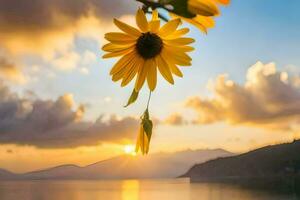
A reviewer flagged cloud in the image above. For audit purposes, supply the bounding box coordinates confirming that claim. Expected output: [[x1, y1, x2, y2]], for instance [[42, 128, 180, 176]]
[[0, 0, 137, 55], [0, 57, 26, 83], [82, 50, 97, 65], [52, 51, 81, 71], [0, 81, 139, 148], [185, 62, 300, 131], [164, 113, 186, 126], [0, 0, 136, 30], [77, 50, 96, 74], [79, 67, 89, 75], [0, 0, 139, 80], [6, 149, 13, 154], [50, 49, 97, 72]]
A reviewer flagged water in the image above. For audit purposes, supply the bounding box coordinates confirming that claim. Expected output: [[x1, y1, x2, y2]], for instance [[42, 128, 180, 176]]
[[0, 178, 298, 200]]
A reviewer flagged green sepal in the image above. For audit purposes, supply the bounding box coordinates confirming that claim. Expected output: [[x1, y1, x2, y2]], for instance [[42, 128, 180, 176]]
[[165, 0, 196, 18], [142, 109, 153, 141], [124, 89, 139, 107]]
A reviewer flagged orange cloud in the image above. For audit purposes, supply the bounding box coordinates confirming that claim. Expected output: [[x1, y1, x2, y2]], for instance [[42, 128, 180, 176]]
[[0, 0, 137, 55], [0, 0, 139, 79], [185, 62, 300, 131], [164, 113, 186, 126], [0, 57, 26, 83]]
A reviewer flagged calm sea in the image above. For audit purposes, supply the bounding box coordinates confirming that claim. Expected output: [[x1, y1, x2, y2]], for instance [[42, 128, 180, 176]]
[[0, 178, 298, 200]]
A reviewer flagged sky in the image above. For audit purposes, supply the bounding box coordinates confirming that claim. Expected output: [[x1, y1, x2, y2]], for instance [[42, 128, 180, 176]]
[[0, 0, 300, 173]]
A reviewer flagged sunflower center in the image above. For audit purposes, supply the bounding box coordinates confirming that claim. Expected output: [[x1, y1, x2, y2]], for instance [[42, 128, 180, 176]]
[[136, 32, 163, 59]]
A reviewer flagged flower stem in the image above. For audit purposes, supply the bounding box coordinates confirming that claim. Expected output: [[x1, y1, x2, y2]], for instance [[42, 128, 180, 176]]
[[146, 90, 152, 110], [136, 0, 170, 21], [136, 0, 166, 10]]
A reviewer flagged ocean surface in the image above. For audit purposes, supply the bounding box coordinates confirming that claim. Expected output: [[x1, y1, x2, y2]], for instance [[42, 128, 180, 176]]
[[0, 178, 298, 200]]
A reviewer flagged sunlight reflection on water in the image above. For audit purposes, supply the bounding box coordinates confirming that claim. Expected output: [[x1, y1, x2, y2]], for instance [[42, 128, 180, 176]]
[[0, 178, 298, 200], [122, 180, 139, 200]]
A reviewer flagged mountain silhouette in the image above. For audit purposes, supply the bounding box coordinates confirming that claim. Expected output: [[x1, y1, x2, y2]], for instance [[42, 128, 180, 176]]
[[0, 149, 233, 180], [181, 140, 300, 191]]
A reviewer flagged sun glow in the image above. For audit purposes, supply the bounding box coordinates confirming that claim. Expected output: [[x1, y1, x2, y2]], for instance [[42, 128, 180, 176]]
[[123, 145, 136, 156]]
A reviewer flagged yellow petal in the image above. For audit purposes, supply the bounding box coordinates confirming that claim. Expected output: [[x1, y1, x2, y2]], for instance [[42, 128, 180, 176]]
[[165, 28, 190, 39], [149, 20, 160, 33], [196, 16, 215, 28], [187, 17, 208, 33], [102, 46, 134, 58], [112, 66, 128, 82], [152, 9, 159, 21], [136, 9, 148, 32], [104, 32, 136, 44], [156, 55, 174, 84], [164, 37, 195, 46], [145, 132, 150, 154], [215, 0, 230, 5], [171, 13, 208, 34], [121, 57, 142, 87], [104, 32, 136, 42], [112, 56, 136, 82], [135, 59, 150, 92], [159, 18, 181, 37], [147, 59, 157, 91], [114, 18, 141, 37], [162, 51, 189, 76], [161, 49, 191, 66], [110, 51, 136, 75], [135, 125, 143, 153], [165, 44, 195, 52], [140, 132, 147, 155], [164, 46, 192, 61], [137, 126, 149, 155], [102, 43, 134, 52], [188, 0, 219, 16], [169, 63, 183, 77], [140, 130, 145, 154]]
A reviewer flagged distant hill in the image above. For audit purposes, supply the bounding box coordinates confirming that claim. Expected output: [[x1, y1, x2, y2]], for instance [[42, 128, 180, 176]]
[[0, 149, 233, 180], [0, 169, 18, 180], [182, 140, 300, 191]]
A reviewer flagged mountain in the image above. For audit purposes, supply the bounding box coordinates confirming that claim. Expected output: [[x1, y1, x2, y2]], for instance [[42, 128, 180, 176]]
[[182, 140, 300, 191], [0, 149, 233, 180], [0, 169, 18, 180]]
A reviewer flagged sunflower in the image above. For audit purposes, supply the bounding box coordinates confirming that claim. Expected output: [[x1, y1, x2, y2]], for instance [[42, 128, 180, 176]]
[[102, 9, 195, 92], [177, 0, 230, 33]]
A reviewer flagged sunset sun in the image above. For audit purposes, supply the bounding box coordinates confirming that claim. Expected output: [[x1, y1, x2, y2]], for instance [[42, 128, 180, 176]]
[[123, 145, 136, 156]]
